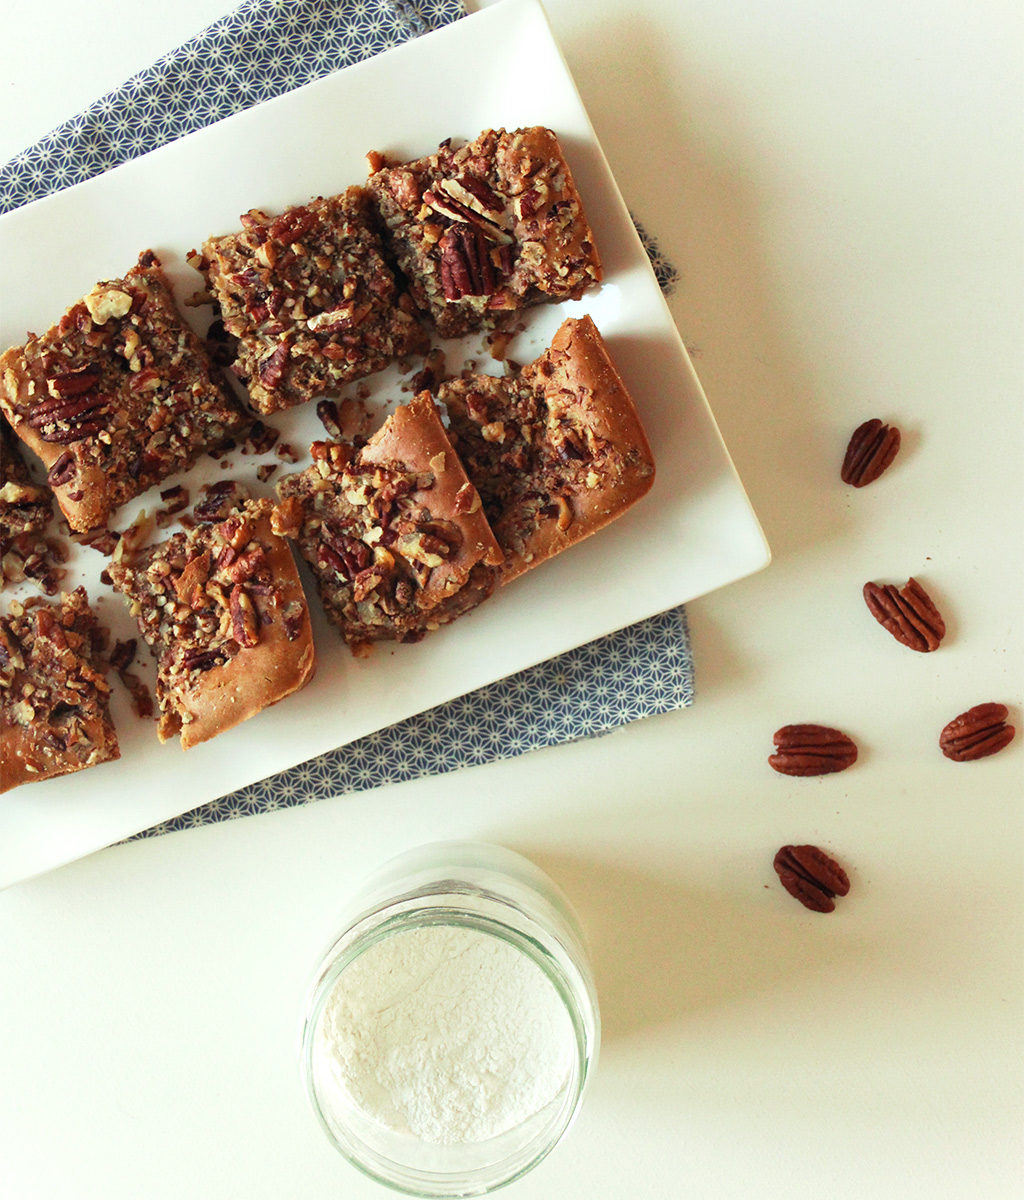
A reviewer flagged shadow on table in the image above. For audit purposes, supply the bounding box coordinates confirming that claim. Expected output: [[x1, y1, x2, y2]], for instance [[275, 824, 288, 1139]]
[[520, 849, 870, 1043], [565, 11, 860, 569]]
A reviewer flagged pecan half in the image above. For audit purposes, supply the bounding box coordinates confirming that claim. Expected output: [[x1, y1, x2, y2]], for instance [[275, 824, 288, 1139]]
[[863, 577, 945, 652], [268, 208, 316, 245], [439, 228, 497, 300], [841, 418, 901, 486], [182, 648, 224, 673], [773, 845, 851, 913], [48, 367, 102, 397], [769, 724, 858, 776], [26, 392, 108, 442], [46, 451, 77, 488], [940, 703, 1016, 762]]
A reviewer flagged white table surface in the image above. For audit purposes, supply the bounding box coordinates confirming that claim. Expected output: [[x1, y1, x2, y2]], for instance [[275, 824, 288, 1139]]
[[1, 2, 1021, 1198]]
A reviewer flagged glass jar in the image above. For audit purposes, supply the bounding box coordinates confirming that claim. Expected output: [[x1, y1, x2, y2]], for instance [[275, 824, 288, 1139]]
[[300, 841, 600, 1197]]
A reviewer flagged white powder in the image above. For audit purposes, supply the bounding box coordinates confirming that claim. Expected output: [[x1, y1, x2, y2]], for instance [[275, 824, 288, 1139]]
[[314, 924, 575, 1145]]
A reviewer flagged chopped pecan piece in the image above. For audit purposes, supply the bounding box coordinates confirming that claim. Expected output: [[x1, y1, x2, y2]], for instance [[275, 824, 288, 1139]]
[[229, 584, 260, 648]]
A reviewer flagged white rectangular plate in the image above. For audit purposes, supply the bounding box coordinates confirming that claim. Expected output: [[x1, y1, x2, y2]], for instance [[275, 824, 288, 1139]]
[[0, 0, 769, 888]]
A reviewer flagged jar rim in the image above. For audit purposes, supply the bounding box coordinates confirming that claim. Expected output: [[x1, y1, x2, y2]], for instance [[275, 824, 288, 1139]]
[[301, 897, 598, 1196]]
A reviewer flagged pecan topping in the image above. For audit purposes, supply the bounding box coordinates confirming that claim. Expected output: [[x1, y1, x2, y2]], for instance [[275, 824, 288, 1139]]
[[26, 392, 108, 443], [159, 484, 189, 515], [229, 585, 260, 648], [319, 522, 372, 579], [109, 639, 138, 673], [258, 340, 290, 389], [268, 208, 317, 245], [46, 451, 77, 488], [316, 399, 343, 439], [769, 724, 858, 776], [453, 481, 481, 514], [223, 545, 268, 584], [439, 228, 498, 300], [841, 418, 901, 486], [427, 178, 514, 241], [182, 648, 224, 674], [863, 577, 945, 652], [193, 480, 248, 523], [48, 367, 102, 397], [939, 703, 1016, 762], [174, 550, 212, 604], [773, 845, 851, 913]]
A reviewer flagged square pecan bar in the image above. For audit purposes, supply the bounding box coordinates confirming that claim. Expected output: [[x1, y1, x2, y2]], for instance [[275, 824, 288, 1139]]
[[274, 392, 502, 652], [439, 315, 654, 583], [195, 188, 429, 414], [368, 127, 603, 339], [1, 588, 119, 793], [107, 497, 315, 749], [0, 251, 247, 533]]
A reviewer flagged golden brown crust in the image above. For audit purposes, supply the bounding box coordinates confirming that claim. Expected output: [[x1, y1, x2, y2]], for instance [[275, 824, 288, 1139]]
[[361, 392, 504, 601], [168, 511, 316, 749], [441, 315, 654, 586], [501, 315, 653, 582]]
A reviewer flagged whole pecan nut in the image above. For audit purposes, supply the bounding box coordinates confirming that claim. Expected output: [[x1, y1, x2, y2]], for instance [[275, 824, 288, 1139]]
[[774, 845, 851, 913], [841, 418, 901, 487], [863, 577, 945, 652], [940, 703, 1016, 762], [439, 228, 500, 300], [769, 724, 858, 776], [26, 392, 108, 443]]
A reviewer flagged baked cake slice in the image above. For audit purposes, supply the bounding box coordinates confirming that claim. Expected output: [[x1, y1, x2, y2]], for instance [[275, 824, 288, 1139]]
[[439, 315, 654, 583], [368, 126, 602, 338], [1, 588, 119, 792], [108, 496, 315, 749], [194, 188, 428, 414], [0, 251, 247, 533], [275, 392, 502, 651]]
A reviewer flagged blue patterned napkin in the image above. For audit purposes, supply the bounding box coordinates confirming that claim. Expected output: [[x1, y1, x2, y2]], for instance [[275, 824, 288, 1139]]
[[1, 0, 693, 835]]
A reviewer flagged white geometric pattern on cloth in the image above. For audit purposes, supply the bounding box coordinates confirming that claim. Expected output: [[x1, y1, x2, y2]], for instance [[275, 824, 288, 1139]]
[[0, 0, 693, 835]]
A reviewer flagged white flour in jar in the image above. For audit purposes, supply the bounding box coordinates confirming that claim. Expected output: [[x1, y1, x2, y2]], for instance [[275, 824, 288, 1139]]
[[313, 923, 575, 1145]]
